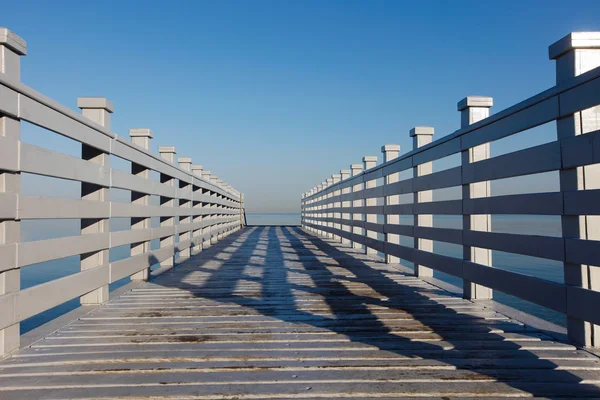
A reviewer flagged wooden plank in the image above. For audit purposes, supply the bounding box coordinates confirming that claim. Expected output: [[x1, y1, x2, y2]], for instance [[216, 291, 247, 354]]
[[413, 166, 462, 191], [18, 233, 109, 267], [462, 261, 567, 313], [413, 137, 461, 166], [0, 243, 17, 273], [110, 253, 152, 283], [1, 225, 599, 399], [463, 192, 563, 215], [414, 199, 462, 215], [0, 193, 17, 219], [463, 230, 565, 261], [462, 141, 561, 184], [18, 196, 109, 220], [559, 72, 600, 117], [0, 135, 19, 172], [565, 238, 600, 266], [110, 229, 152, 247], [110, 168, 153, 194], [20, 142, 109, 186], [19, 95, 112, 151], [460, 97, 559, 150], [564, 189, 600, 215]]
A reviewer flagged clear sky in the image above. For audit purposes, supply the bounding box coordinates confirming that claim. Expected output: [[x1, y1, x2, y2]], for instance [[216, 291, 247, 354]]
[[3, 0, 600, 212]]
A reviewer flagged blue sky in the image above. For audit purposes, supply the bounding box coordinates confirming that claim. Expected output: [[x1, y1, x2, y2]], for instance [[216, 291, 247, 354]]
[[3, 0, 600, 212]]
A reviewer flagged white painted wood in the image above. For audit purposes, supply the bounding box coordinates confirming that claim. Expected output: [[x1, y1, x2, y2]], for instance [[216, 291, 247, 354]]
[[20, 95, 112, 152], [301, 34, 600, 348], [0, 135, 18, 172], [110, 229, 152, 248], [0, 29, 243, 356], [462, 141, 561, 184], [460, 96, 494, 301], [553, 33, 600, 347], [0, 193, 16, 219], [109, 254, 152, 283], [19, 196, 109, 220], [0, 36, 23, 356], [18, 233, 109, 267], [110, 168, 153, 194], [20, 142, 109, 186], [78, 98, 111, 306], [411, 127, 434, 278]]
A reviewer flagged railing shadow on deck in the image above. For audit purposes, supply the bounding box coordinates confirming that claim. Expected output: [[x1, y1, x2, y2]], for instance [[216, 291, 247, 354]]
[[150, 225, 600, 397]]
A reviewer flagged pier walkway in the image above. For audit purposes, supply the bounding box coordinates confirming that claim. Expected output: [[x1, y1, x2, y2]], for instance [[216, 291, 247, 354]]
[[2, 226, 600, 399]]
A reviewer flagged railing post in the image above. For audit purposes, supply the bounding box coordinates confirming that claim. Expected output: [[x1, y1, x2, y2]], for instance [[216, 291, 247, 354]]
[[411, 127, 434, 277], [304, 189, 311, 232], [331, 174, 342, 241], [316, 183, 324, 236], [158, 146, 177, 270], [460, 97, 494, 300], [129, 128, 153, 281], [78, 97, 112, 304], [216, 179, 225, 240], [190, 164, 203, 254], [363, 156, 377, 255], [200, 170, 212, 248], [209, 174, 219, 244], [240, 193, 245, 229], [382, 144, 401, 264], [550, 32, 600, 347], [0, 27, 26, 355], [340, 169, 351, 245], [350, 164, 363, 249], [178, 157, 192, 260], [325, 177, 334, 239]]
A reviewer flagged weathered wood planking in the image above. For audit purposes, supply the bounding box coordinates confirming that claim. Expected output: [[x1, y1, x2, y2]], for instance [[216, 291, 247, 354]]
[[0, 226, 599, 399]]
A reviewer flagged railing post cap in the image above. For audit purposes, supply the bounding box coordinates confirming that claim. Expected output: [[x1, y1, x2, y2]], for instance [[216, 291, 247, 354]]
[[362, 156, 377, 162], [457, 96, 493, 111], [178, 157, 192, 163], [340, 169, 351, 174], [191, 164, 203, 171], [351, 163, 363, 169], [409, 126, 434, 137], [381, 144, 401, 153], [129, 128, 153, 138], [158, 146, 176, 154], [549, 32, 600, 60], [0, 28, 27, 55], [77, 97, 114, 113]]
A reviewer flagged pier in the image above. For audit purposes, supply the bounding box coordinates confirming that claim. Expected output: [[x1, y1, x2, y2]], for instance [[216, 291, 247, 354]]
[[1, 28, 600, 398]]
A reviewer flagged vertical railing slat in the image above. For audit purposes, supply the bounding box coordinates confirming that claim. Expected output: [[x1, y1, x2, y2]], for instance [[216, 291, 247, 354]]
[[0, 28, 25, 355], [460, 96, 494, 300], [129, 128, 153, 281], [381, 144, 401, 264], [551, 33, 600, 347], [411, 126, 434, 278], [158, 146, 177, 270], [78, 97, 112, 304]]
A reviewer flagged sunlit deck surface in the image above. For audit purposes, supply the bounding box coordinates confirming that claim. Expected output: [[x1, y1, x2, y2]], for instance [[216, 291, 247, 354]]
[[1, 226, 600, 399]]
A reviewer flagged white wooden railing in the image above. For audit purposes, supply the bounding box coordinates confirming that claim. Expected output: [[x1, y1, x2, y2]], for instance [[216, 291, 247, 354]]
[[301, 32, 600, 347], [0, 28, 245, 355]]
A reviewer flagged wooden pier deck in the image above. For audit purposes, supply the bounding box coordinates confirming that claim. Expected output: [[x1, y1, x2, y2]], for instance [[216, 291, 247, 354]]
[[1, 226, 600, 399]]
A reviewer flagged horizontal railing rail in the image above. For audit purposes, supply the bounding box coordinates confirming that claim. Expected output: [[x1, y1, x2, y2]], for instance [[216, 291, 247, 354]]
[[0, 28, 245, 356], [301, 32, 600, 348]]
